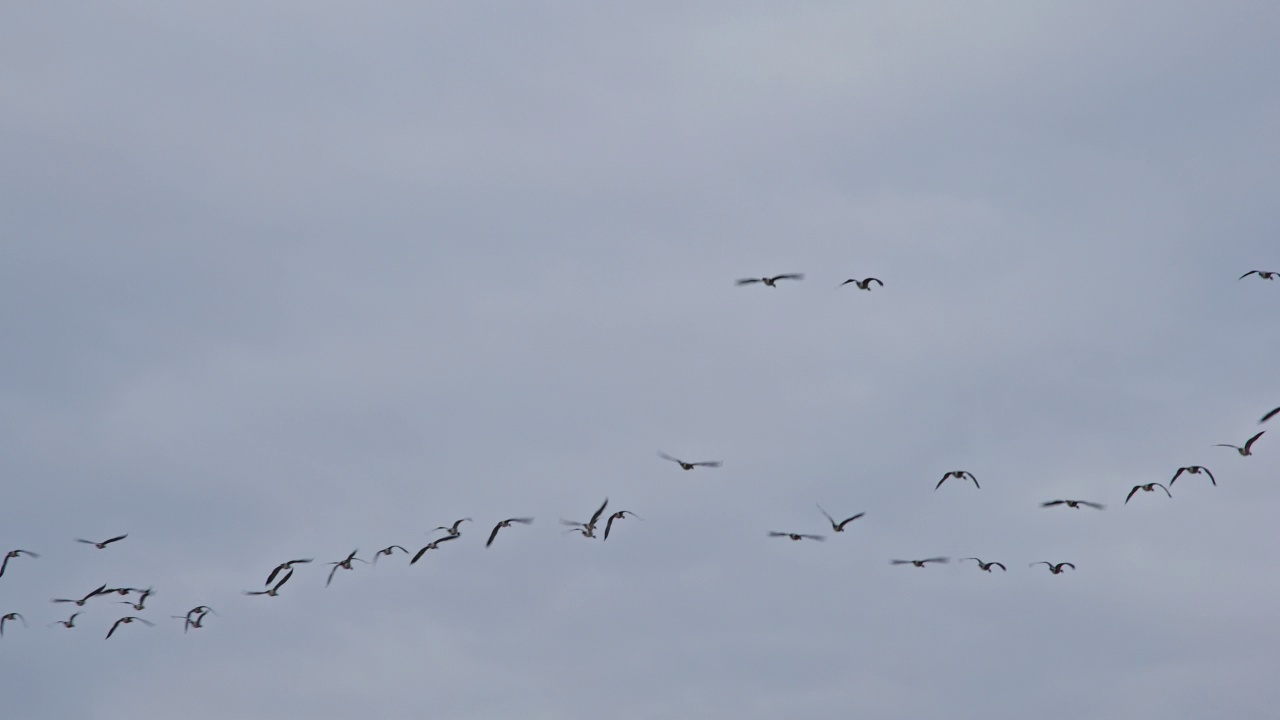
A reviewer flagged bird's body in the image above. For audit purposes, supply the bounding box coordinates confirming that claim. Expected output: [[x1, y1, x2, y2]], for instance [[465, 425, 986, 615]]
[[961, 558, 1006, 572], [1125, 483, 1171, 504], [1032, 562, 1075, 575], [769, 532, 825, 542], [1170, 466, 1216, 486], [736, 274, 804, 287], [265, 559, 313, 587], [105, 616, 153, 639], [0, 549, 39, 578], [892, 558, 949, 567], [817, 506, 865, 532], [1041, 499, 1105, 510], [486, 518, 534, 548], [1239, 270, 1278, 280], [1217, 431, 1265, 456], [372, 546, 408, 564], [936, 471, 980, 491], [658, 453, 721, 470], [839, 277, 883, 290], [75, 534, 127, 550], [1, 612, 26, 636], [410, 535, 458, 564]]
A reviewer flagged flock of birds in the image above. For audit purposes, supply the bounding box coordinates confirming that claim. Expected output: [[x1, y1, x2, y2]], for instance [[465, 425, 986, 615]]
[[1, 269, 1275, 640]]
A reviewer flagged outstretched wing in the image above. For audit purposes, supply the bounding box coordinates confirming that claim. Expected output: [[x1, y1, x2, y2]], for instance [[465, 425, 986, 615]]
[[935, 475, 949, 491], [658, 452, 683, 465], [102, 534, 128, 545], [1155, 483, 1171, 497], [325, 563, 341, 587], [735, 278, 762, 285], [1261, 407, 1280, 424], [692, 461, 722, 468], [105, 618, 124, 639], [1244, 431, 1265, 452], [1201, 467, 1216, 486], [604, 515, 616, 541], [836, 513, 865, 530], [866, 278, 883, 287], [1169, 467, 1186, 485], [1240, 270, 1259, 279], [770, 274, 804, 282], [991, 562, 1007, 571], [1081, 501, 1106, 510], [486, 523, 503, 548], [1041, 500, 1065, 507], [589, 498, 609, 527], [1125, 486, 1140, 504]]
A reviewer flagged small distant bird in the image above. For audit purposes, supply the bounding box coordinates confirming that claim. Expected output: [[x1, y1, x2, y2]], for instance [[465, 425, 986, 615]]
[[936, 471, 980, 491], [736, 274, 804, 287], [49, 612, 80, 629], [961, 558, 1006, 572], [75, 534, 127, 549], [435, 518, 471, 538], [658, 453, 721, 470], [245, 571, 293, 597], [486, 518, 534, 548], [52, 584, 110, 606], [410, 535, 458, 564], [1239, 270, 1278, 280], [105, 616, 153, 639], [561, 498, 610, 539], [325, 550, 368, 587], [0, 549, 39, 578], [603, 511, 640, 541], [817, 506, 865, 532], [839, 278, 883, 290], [265, 559, 313, 587], [892, 558, 949, 567], [1260, 407, 1279, 424], [173, 606, 216, 632], [769, 532, 825, 542], [1125, 483, 1171, 504], [1217, 431, 1265, 456], [1041, 499, 1105, 510], [119, 587, 155, 612], [372, 546, 408, 564], [1169, 466, 1216, 487], [1, 612, 26, 636], [1031, 562, 1075, 575]]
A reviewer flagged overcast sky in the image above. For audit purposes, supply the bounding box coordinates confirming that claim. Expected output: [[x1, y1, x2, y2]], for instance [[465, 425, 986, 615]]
[[2, 2, 1278, 718]]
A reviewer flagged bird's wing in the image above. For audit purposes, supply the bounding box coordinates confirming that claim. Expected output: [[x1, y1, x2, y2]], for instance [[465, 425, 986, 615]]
[[486, 524, 503, 548], [410, 546, 430, 564], [966, 473, 979, 488], [816, 505, 836, 527], [74, 539, 95, 545], [1041, 500, 1065, 507], [1156, 483, 1171, 497], [935, 475, 948, 491], [273, 570, 293, 591], [1261, 407, 1280, 424], [839, 279, 856, 286], [774, 274, 804, 281], [924, 557, 949, 564], [867, 278, 883, 286], [961, 557, 980, 564], [1083, 501, 1105, 510], [836, 513, 865, 529], [735, 278, 761, 285], [103, 535, 127, 545], [326, 564, 340, 587], [105, 618, 124, 639], [658, 452, 682, 464], [693, 461, 722, 468], [1202, 467, 1216, 485], [1125, 486, 1139, 504], [0, 556, 8, 578], [1244, 431, 1265, 451], [992, 563, 1007, 571], [589, 498, 609, 526], [890, 560, 911, 565], [265, 564, 284, 587], [803, 535, 826, 542], [1240, 270, 1259, 279], [768, 532, 788, 538], [1030, 562, 1049, 567], [1169, 468, 1186, 485], [1062, 563, 1076, 570], [604, 515, 616, 541]]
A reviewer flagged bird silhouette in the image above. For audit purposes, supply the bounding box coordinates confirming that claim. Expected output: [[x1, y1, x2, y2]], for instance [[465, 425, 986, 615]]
[[245, 570, 293, 597], [486, 518, 534, 548], [770, 532, 825, 542], [658, 453, 721, 470], [1125, 483, 1171, 504], [1, 612, 26, 637], [1239, 270, 1278, 280], [1031, 562, 1075, 575], [105, 616, 153, 639], [961, 558, 1006, 572], [74, 534, 127, 549], [325, 550, 368, 587], [1041, 499, 1105, 510], [936, 471, 979, 491], [410, 535, 458, 564], [0, 549, 39, 578], [1216, 431, 1265, 456], [817, 506, 865, 532], [736, 274, 804, 287], [603, 511, 640, 541], [892, 558, 948, 567], [265, 559, 313, 587], [1169, 466, 1215, 487], [839, 277, 883, 290]]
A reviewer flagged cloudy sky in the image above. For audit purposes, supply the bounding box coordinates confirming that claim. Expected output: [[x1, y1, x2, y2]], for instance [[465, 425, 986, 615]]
[[2, 2, 1278, 718]]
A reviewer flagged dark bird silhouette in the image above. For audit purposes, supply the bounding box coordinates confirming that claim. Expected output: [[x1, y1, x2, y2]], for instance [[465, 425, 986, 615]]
[[75, 534, 127, 549], [245, 570, 293, 597], [486, 518, 534, 548], [561, 498, 610, 539], [1125, 483, 1172, 504], [105, 616, 153, 639], [119, 587, 155, 612], [892, 558, 949, 567], [603, 511, 640, 541], [1170, 466, 1216, 487], [1239, 270, 1278, 280], [1, 612, 26, 636], [173, 606, 214, 632], [839, 277, 883, 290], [737, 273, 804, 287], [435, 518, 471, 537], [769, 532, 825, 542], [410, 535, 458, 564], [325, 550, 368, 587], [1260, 407, 1280, 424], [658, 453, 721, 470], [372, 546, 408, 564], [49, 612, 80, 629], [0, 549, 39, 578], [936, 471, 979, 491], [1032, 562, 1075, 575], [52, 583, 110, 607], [265, 559, 313, 587], [1217, 431, 1265, 456], [1041, 499, 1105, 510], [961, 558, 1006, 572], [817, 506, 865, 532]]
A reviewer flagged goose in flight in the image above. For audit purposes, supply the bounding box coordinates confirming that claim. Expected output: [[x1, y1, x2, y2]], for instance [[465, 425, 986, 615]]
[[769, 532, 825, 542], [486, 518, 534, 548], [75, 534, 127, 549], [372, 546, 408, 564], [603, 511, 640, 541], [961, 558, 1006, 572], [245, 570, 293, 597], [1, 612, 26, 637], [105, 616, 154, 639], [49, 612, 80, 629], [325, 550, 368, 587], [658, 453, 721, 470], [561, 498, 609, 539], [891, 557, 949, 567], [1239, 270, 1278, 280], [52, 583, 110, 606], [1125, 483, 1172, 504], [839, 277, 883, 290], [1216, 431, 1265, 456], [936, 470, 979, 491], [736, 274, 804, 287], [1031, 562, 1075, 575], [0, 549, 39, 578], [1169, 466, 1215, 486], [1041, 499, 1105, 510], [174, 606, 216, 632], [817, 506, 865, 532], [119, 587, 155, 612], [410, 535, 458, 564], [265, 558, 313, 587], [435, 519, 471, 538]]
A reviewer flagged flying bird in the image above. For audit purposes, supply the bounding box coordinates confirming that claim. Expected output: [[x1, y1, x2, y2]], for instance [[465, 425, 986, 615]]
[[173, 606, 214, 632], [105, 616, 154, 639], [961, 558, 1006, 572], [49, 613, 80, 629], [486, 518, 534, 548], [52, 583, 110, 606], [1, 612, 26, 637], [325, 550, 368, 587], [1169, 466, 1216, 487], [410, 535, 458, 564], [265, 558, 313, 587], [1239, 270, 1278, 280], [839, 277, 883, 290], [372, 546, 408, 564], [658, 453, 721, 470], [1261, 407, 1280, 424], [736, 274, 804, 287], [561, 498, 610, 539], [119, 587, 155, 612], [1125, 483, 1172, 504], [891, 558, 949, 567], [817, 506, 865, 532], [1216, 431, 1265, 456], [245, 570, 293, 597], [936, 471, 980, 491], [603, 511, 640, 541], [769, 532, 825, 542], [1041, 499, 1105, 510], [434, 518, 471, 537], [0, 549, 39, 578], [1031, 562, 1075, 575], [75, 534, 127, 549]]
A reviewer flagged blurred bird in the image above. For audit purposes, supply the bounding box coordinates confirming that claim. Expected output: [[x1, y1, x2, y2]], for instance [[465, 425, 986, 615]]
[[1238, 270, 1278, 280], [561, 498, 609, 539], [75, 534, 127, 549], [245, 570, 293, 598], [325, 550, 367, 587], [1, 612, 26, 636], [892, 558, 949, 567], [1125, 483, 1171, 504], [434, 519, 471, 538], [839, 277, 883, 290], [817, 506, 865, 532], [372, 546, 408, 564], [961, 558, 1006, 572], [769, 532, 825, 542], [486, 518, 534, 548], [105, 616, 153, 639], [1041, 499, 1105, 510], [1032, 562, 1075, 575], [265, 559, 313, 587], [603, 511, 640, 541], [736, 274, 804, 287], [410, 535, 458, 564], [52, 584, 110, 606], [936, 470, 979, 491], [49, 613, 80, 629], [1217, 431, 1265, 456], [1169, 466, 1215, 486], [658, 453, 721, 471], [0, 549, 39, 578]]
